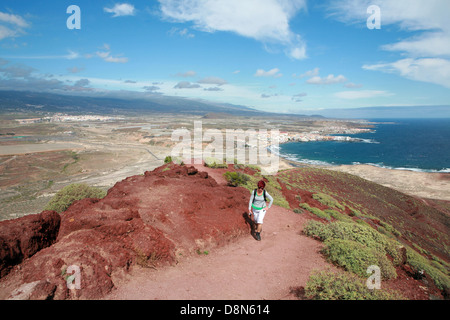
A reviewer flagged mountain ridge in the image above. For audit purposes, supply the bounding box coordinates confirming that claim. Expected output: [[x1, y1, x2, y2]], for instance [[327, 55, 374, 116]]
[[0, 90, 322, 119]]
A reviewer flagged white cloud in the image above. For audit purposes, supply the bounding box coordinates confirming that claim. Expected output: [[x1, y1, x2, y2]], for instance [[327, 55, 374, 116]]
[[65, 50, 80, 60], [344, 82, 363, 88], [0, 25, 16, 40], [293, 67, 319, 78], [197, 76, 228, 86], [204, 87, 223, 91], [255, 68, 282, 78], [158, 0, 307, 59], [307, 74, 347, 85], [176, 70, 196, 77], [292, 92, 307, 102], [0, 12, 28, 28], [68, 66, 85, 74], [104, 3, 136, 17], [3, 50, 79, 60], [327, 0, 449, 33], [334, 90, 393, 100], [174, 81, 201, 89], [168, 27, 195, 38], [328, 0, 450, 88], [289, 45, 306, 60], [103, 55, 128, 63], [96, 44, 128, 63], [363, 58, 450, 89], [382, 31, 450, 58], [0, 11, 29, 40]]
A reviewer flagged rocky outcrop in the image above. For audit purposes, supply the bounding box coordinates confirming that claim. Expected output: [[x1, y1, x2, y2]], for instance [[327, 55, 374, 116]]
[[0, 210, 60, 278], [0, 163, 249, 299]]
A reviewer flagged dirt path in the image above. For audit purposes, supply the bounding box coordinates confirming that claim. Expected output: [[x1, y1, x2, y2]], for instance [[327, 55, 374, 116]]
[[106, 204, 329, 300], [105, 164, 332, 300]]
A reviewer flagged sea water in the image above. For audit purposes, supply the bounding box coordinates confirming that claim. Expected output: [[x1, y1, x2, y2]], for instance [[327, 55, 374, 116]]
[[277, 118, 450, 172]]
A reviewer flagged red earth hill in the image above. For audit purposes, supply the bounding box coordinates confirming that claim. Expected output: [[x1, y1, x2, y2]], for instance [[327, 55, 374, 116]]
[[0, 163, 250, 299]]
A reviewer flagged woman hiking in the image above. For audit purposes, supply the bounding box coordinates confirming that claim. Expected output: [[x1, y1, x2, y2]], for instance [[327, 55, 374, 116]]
[[248, 180, 273, 241]]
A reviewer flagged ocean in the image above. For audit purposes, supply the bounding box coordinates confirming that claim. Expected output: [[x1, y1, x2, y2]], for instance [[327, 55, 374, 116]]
[[276, 118, 450, 173]]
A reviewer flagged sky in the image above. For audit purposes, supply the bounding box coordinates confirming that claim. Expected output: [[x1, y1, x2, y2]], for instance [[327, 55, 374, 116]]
[[0, 0, 450, 114]]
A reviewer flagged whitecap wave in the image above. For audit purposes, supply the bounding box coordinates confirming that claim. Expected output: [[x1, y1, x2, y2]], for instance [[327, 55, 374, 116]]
[[273, 143, 449, 173], [276, 150, 334, 167], [365, 163, 450, 173], [275, 148, 449, 173], [359, 139, 380, 144]]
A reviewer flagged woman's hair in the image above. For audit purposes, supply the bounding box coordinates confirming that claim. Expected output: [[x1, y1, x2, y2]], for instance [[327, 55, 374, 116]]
[[257, 180, 266, 189]]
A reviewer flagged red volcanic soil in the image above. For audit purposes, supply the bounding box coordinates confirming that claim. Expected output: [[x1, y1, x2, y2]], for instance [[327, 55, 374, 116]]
[[105, 201, 328, 300], [0, 163, 252, 299], [0, 162, 448, 300]]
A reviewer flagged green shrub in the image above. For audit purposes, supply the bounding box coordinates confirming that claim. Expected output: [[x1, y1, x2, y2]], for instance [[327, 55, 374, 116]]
[[312, 193, 345, 211], [379, 221, 402, 237], [204, 157, 228, 168], [164, 155, 184, 165], [355, 219, 372, 228], [349, 207, 362, 217], [325, 209, 353, 223], [299, 203, 331, 221], [164, 155, 172, 164], [223, 171, 250, 187], [304, 269, 405, 300], [244, 164, 261, 172], [304, 220, 403, 267], [406, 247, 450, 291], [303, 220, 332, 241], [322, 239, 397, 280], [44, 183, 107, 213]]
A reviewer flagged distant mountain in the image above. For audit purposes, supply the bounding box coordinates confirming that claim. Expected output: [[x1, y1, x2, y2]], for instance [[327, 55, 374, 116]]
[[311, 105, 450, 119], [0, 90, 321, 119]]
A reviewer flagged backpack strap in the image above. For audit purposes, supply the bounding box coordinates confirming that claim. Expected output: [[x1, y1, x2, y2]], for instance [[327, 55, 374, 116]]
[[253, 189, 267, 202]]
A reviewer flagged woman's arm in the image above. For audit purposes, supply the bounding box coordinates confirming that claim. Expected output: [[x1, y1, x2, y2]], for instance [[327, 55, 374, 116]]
[[265, 191, 274, 209], [248, 190, 255, 212]]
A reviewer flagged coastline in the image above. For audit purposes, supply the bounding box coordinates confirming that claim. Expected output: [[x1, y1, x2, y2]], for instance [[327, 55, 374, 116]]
[[276, 155, 450, 202], [265, 119, 450, 202]]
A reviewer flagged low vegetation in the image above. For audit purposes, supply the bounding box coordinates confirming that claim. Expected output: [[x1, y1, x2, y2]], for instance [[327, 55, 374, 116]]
[[276, 167, 450, 298], [223, 171, 250, 187], [322, 239, 397, 280], [204, 157, 228, 169], [312, 193, 345, 211], [304, 269, 405, 300], [299, 203, 331, 221], [304, 218, 450, 295], [405, 246, 450, 291], [164, 155, 184, 165], [44, 183, 107, 213]]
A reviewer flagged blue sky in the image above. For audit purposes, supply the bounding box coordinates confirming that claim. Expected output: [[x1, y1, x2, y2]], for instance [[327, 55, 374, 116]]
[[1, 0, 449, 114]]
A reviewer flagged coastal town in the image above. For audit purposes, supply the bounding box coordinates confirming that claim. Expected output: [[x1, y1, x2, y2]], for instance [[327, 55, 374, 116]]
[[15, 114, 124, 124], [255, 126, 374, 148]]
